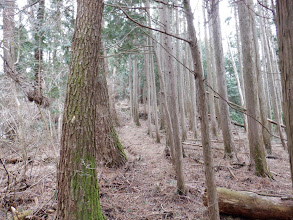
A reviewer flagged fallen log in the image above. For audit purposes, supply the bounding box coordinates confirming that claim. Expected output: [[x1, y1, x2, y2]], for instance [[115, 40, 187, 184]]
[[203, 187, 293, 220]]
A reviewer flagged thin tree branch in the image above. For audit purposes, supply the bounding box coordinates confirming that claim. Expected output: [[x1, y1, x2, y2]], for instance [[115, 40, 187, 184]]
[[118, 5, 190, 43]]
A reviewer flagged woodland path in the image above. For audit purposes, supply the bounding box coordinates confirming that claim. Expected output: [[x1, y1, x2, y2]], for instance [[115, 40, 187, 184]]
[[99, 108, 292, 220], [99, 119, 204, 219]]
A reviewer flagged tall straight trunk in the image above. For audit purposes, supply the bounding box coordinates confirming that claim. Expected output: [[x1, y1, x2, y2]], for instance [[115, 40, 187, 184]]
[[159, 6, 172, 152], [208, 13, 221, 130], [189, 62, 198, 139], [184, 0, 220, 219], [109, 66, 120, 126], [226, 38, 248, 131], [162, 0, 185, 194], [144, 50, 152, 135], [237, 0, 270, 177], [146, 0, 160, 142], [57, 0, 106, 218], [30, 0, 48, 107], [150, 54, 160, 143], [211, 0, 236, 159], [234, 6, 246, 104], [227, 39, 244, 106], [154, 48, 175, 162], [133, 58, 140, 126], [102, 46, 119, 126], [3, 0, 15, 73], [203, 7, 218, 138], [251, 6, 273, 154], [262, 12, 287, 149], [234, 6, 248, 131], [276, 0, 293, 189], [183, 24, 193, 132], [175, 0, 187, 142], [128, 55, 133, 119]]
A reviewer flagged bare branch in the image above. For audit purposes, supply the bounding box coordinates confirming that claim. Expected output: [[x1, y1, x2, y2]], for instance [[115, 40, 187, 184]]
[[117, 5, 190, 43]]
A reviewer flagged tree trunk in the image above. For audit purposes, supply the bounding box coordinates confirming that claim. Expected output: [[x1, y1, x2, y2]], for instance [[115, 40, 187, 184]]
[[211, 0, 236, 159], [203, 7, 218, 138], [208, 19, 221, 129], [251, 5, 273, 155], [175, 0, 187, 142], [276, 0, 293, 189], [162, 0, 185, 194], [234, 6, 247, 130], [264, 22, 287, 150], [237, 0, 270, 177], [133, 58, 140, 126], [57, 0, 125, 218], [150, 55, 160, 143], [128, 55, 133, 119], [28, 0, 49, 107], [184, 0, 220, 219], [146, 0, 160, 142], [203, 187, 293, 220], [104, 49, 120, 127], [57, 0, 105, 218], [3, 0, 15, 74]]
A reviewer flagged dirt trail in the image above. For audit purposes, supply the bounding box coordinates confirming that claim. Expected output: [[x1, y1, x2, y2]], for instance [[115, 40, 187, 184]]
[[100, 109, 292, 220], [100, 120, 204, 219]]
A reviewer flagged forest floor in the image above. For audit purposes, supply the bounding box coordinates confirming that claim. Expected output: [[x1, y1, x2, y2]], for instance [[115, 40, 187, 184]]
[[0, 101, 292, 219]]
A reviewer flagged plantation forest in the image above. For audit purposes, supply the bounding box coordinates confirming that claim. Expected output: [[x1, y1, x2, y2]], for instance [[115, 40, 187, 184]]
[[0, 0, 293, 219]]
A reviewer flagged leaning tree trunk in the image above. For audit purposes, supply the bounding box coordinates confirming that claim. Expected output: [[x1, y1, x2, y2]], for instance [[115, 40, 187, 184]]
[[184, 0, 220, 219], [57, 0, 124, 218], [211, 0, 236, 159], [276, 0, 293, 189], [237, 0, 270, 177]]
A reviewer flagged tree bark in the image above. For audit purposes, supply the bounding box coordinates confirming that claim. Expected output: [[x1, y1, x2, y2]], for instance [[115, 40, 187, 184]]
[[276, 0, 293, 189], [133, 58, 140, 126], [237, 0, 270, 177], [162, 0, 185, 194], [211, 0, 236, 159], [203, 187, 293, 220], [3, 0, 15, 74], [57, 0, 124, 218], [175, 0, 187, 142], [128, 55, 133, 119], [184, 0, 220, 219], [203, 7, 218, 138]]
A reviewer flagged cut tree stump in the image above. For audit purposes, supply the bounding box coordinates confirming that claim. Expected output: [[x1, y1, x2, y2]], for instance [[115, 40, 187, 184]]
[[203, 187, 293, 220]]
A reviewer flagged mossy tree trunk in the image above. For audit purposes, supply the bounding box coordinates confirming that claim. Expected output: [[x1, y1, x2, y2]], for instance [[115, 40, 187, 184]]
[[57, 0, 125, 218]]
